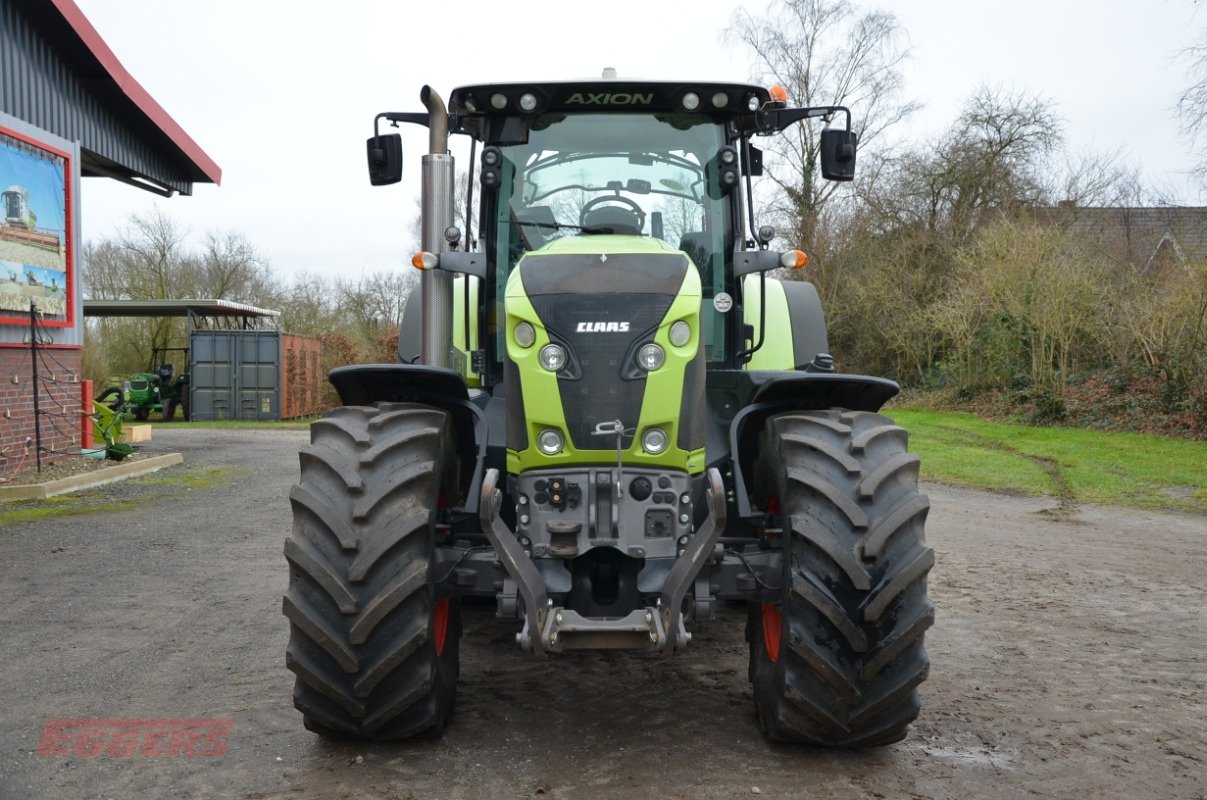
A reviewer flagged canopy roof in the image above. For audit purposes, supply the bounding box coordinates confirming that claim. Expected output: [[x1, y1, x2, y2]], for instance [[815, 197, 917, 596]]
[[83, 299, 278, 318]]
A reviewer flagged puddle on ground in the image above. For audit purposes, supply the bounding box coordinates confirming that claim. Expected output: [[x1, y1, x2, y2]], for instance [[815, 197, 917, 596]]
[[912, 743, 1015, 769]]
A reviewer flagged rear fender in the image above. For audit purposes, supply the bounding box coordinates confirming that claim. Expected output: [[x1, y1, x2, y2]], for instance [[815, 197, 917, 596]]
[[328, 364, 486, 513], [728, 372, 899, 519]]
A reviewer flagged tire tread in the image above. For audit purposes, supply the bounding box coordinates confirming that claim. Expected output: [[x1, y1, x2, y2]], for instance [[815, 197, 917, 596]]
[[748, 410, 933, 747]]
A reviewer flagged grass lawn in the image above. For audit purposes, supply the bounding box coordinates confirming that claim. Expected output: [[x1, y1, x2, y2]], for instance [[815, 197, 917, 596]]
[[124, 411, 1207, 514], [890, 408, 1207, 514], [0, 466, 241, 525]]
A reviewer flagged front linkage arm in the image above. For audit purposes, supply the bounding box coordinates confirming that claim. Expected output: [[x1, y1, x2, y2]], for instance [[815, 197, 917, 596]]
[[479, 467, 726, 655]]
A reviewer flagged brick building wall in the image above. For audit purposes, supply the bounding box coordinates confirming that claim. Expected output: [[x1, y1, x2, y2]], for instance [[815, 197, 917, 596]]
[[0, 345, 83, 468]]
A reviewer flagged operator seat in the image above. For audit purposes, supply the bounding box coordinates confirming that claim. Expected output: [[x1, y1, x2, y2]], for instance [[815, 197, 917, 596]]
[[514, 204, 559, 250], [582, 205, 643, 235]]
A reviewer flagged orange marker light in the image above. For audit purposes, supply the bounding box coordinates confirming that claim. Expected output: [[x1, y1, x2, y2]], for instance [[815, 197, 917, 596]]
[[411, 251, 438, 270], [779, 250, 808, 269], [769, 85, 789, 104]]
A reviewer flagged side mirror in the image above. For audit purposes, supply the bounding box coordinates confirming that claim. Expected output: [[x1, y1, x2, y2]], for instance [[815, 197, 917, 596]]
[[819, 128, 857, 182], [367, 133, 403, 186]]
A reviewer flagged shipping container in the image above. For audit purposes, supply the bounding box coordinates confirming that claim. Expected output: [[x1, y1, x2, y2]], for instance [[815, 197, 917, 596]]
[[280, 333, 322, 420], [189, 330, 322, 421]]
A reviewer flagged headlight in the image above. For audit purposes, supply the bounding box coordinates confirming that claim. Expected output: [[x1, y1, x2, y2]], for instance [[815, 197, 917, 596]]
[[514, 321, 536, 348], [537, 429, 564, 454], [669, 321, 691, 347], [642, 428, 668, 454], [539, 343, 567, 371], [638, 343, 665, 370]]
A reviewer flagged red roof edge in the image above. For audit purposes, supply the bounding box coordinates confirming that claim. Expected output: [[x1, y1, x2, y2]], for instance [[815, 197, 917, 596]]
[[48, 0, 222, 187]]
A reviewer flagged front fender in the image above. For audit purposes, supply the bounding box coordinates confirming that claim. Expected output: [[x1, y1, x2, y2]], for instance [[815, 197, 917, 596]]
[[729, 372, 900, 519], [327, 364, 485, 513]]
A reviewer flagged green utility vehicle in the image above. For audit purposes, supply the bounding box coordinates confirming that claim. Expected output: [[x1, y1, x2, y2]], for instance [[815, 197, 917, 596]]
[[98, 349, 190, 422], [283, 75, 933, 746]]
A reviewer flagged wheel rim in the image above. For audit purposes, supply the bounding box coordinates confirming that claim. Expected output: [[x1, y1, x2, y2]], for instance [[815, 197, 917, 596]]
[[433, 597, 451, 657], [761, 602, 782, 662]]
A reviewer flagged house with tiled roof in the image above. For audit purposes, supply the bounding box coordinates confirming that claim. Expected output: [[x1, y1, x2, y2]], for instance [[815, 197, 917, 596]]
[[1041, 204, 1207, 272]]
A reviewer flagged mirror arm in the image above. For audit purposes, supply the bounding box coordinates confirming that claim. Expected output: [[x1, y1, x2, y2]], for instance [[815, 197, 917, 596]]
[[741, 135, 759, 247], [372, 111, 465, 139], [373, 112, 428, 139], [755, 105, 851, 134]]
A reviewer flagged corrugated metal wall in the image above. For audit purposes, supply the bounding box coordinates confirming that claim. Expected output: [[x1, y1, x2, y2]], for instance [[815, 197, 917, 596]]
[[0, 0, 194, 194]]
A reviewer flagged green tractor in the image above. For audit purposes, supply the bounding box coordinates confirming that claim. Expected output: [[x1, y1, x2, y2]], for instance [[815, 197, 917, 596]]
[[98, 348, 190, 422], [283, 75, 933, 746]]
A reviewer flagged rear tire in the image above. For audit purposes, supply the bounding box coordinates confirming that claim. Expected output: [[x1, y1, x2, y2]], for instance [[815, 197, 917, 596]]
[[283, 402, 461, 740], [747, 410, 934, 746]]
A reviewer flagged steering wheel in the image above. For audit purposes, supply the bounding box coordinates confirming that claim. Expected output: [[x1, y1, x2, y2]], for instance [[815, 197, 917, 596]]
[[579, 195, 646, 232]]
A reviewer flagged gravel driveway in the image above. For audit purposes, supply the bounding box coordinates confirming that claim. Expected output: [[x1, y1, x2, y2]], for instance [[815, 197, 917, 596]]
[[0, 427, 1202, 800]]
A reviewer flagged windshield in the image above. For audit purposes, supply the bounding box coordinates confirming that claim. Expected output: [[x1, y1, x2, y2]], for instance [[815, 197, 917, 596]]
[[492, 113, 732, 362]]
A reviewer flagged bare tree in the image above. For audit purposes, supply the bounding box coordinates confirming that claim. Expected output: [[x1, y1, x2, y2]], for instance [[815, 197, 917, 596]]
[[81, 210, 279, 377], [337, 270, 418, 342], [1177, 24, 1207, 186], [192, 230, 276, 302], [866, 87, 1061, 242], [728, 0, 919, 249]]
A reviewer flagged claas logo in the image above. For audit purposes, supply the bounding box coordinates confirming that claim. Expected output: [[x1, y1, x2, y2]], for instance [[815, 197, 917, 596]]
[[575, 321, 631, 333]]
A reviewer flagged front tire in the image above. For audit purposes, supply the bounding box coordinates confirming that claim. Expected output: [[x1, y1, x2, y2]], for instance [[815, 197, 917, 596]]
[[283, 402, 461, 740], [747, 410, 934, 746]]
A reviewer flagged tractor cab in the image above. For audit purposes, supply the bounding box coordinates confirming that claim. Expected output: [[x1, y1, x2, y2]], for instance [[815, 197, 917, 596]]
[[455, 85, 743, 371]]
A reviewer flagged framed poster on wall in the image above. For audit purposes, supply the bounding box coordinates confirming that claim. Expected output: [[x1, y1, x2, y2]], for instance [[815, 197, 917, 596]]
[[0, 125, 73, 327]]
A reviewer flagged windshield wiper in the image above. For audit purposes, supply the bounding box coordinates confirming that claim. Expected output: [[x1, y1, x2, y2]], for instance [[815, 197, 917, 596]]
[[516, 219, 582, 231]]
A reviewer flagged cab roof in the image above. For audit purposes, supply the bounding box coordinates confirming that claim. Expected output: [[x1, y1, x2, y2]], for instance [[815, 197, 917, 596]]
[[448, 80, 772, 117]]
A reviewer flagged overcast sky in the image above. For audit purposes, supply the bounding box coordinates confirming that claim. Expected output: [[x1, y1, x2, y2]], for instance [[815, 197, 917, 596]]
[[74, 0, 1204, 282]]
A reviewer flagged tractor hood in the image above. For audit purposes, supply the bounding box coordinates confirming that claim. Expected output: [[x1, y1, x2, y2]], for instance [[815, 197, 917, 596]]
[[503, 235, 706, 474], [518, 236, 690, 297]]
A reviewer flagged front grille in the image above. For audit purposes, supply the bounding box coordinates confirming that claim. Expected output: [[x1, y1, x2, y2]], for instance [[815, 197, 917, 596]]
[[530, 293, 674, 450]]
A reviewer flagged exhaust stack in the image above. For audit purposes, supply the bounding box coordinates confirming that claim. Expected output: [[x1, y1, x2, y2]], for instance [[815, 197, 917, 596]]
[[419, 85, 455, 369]]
